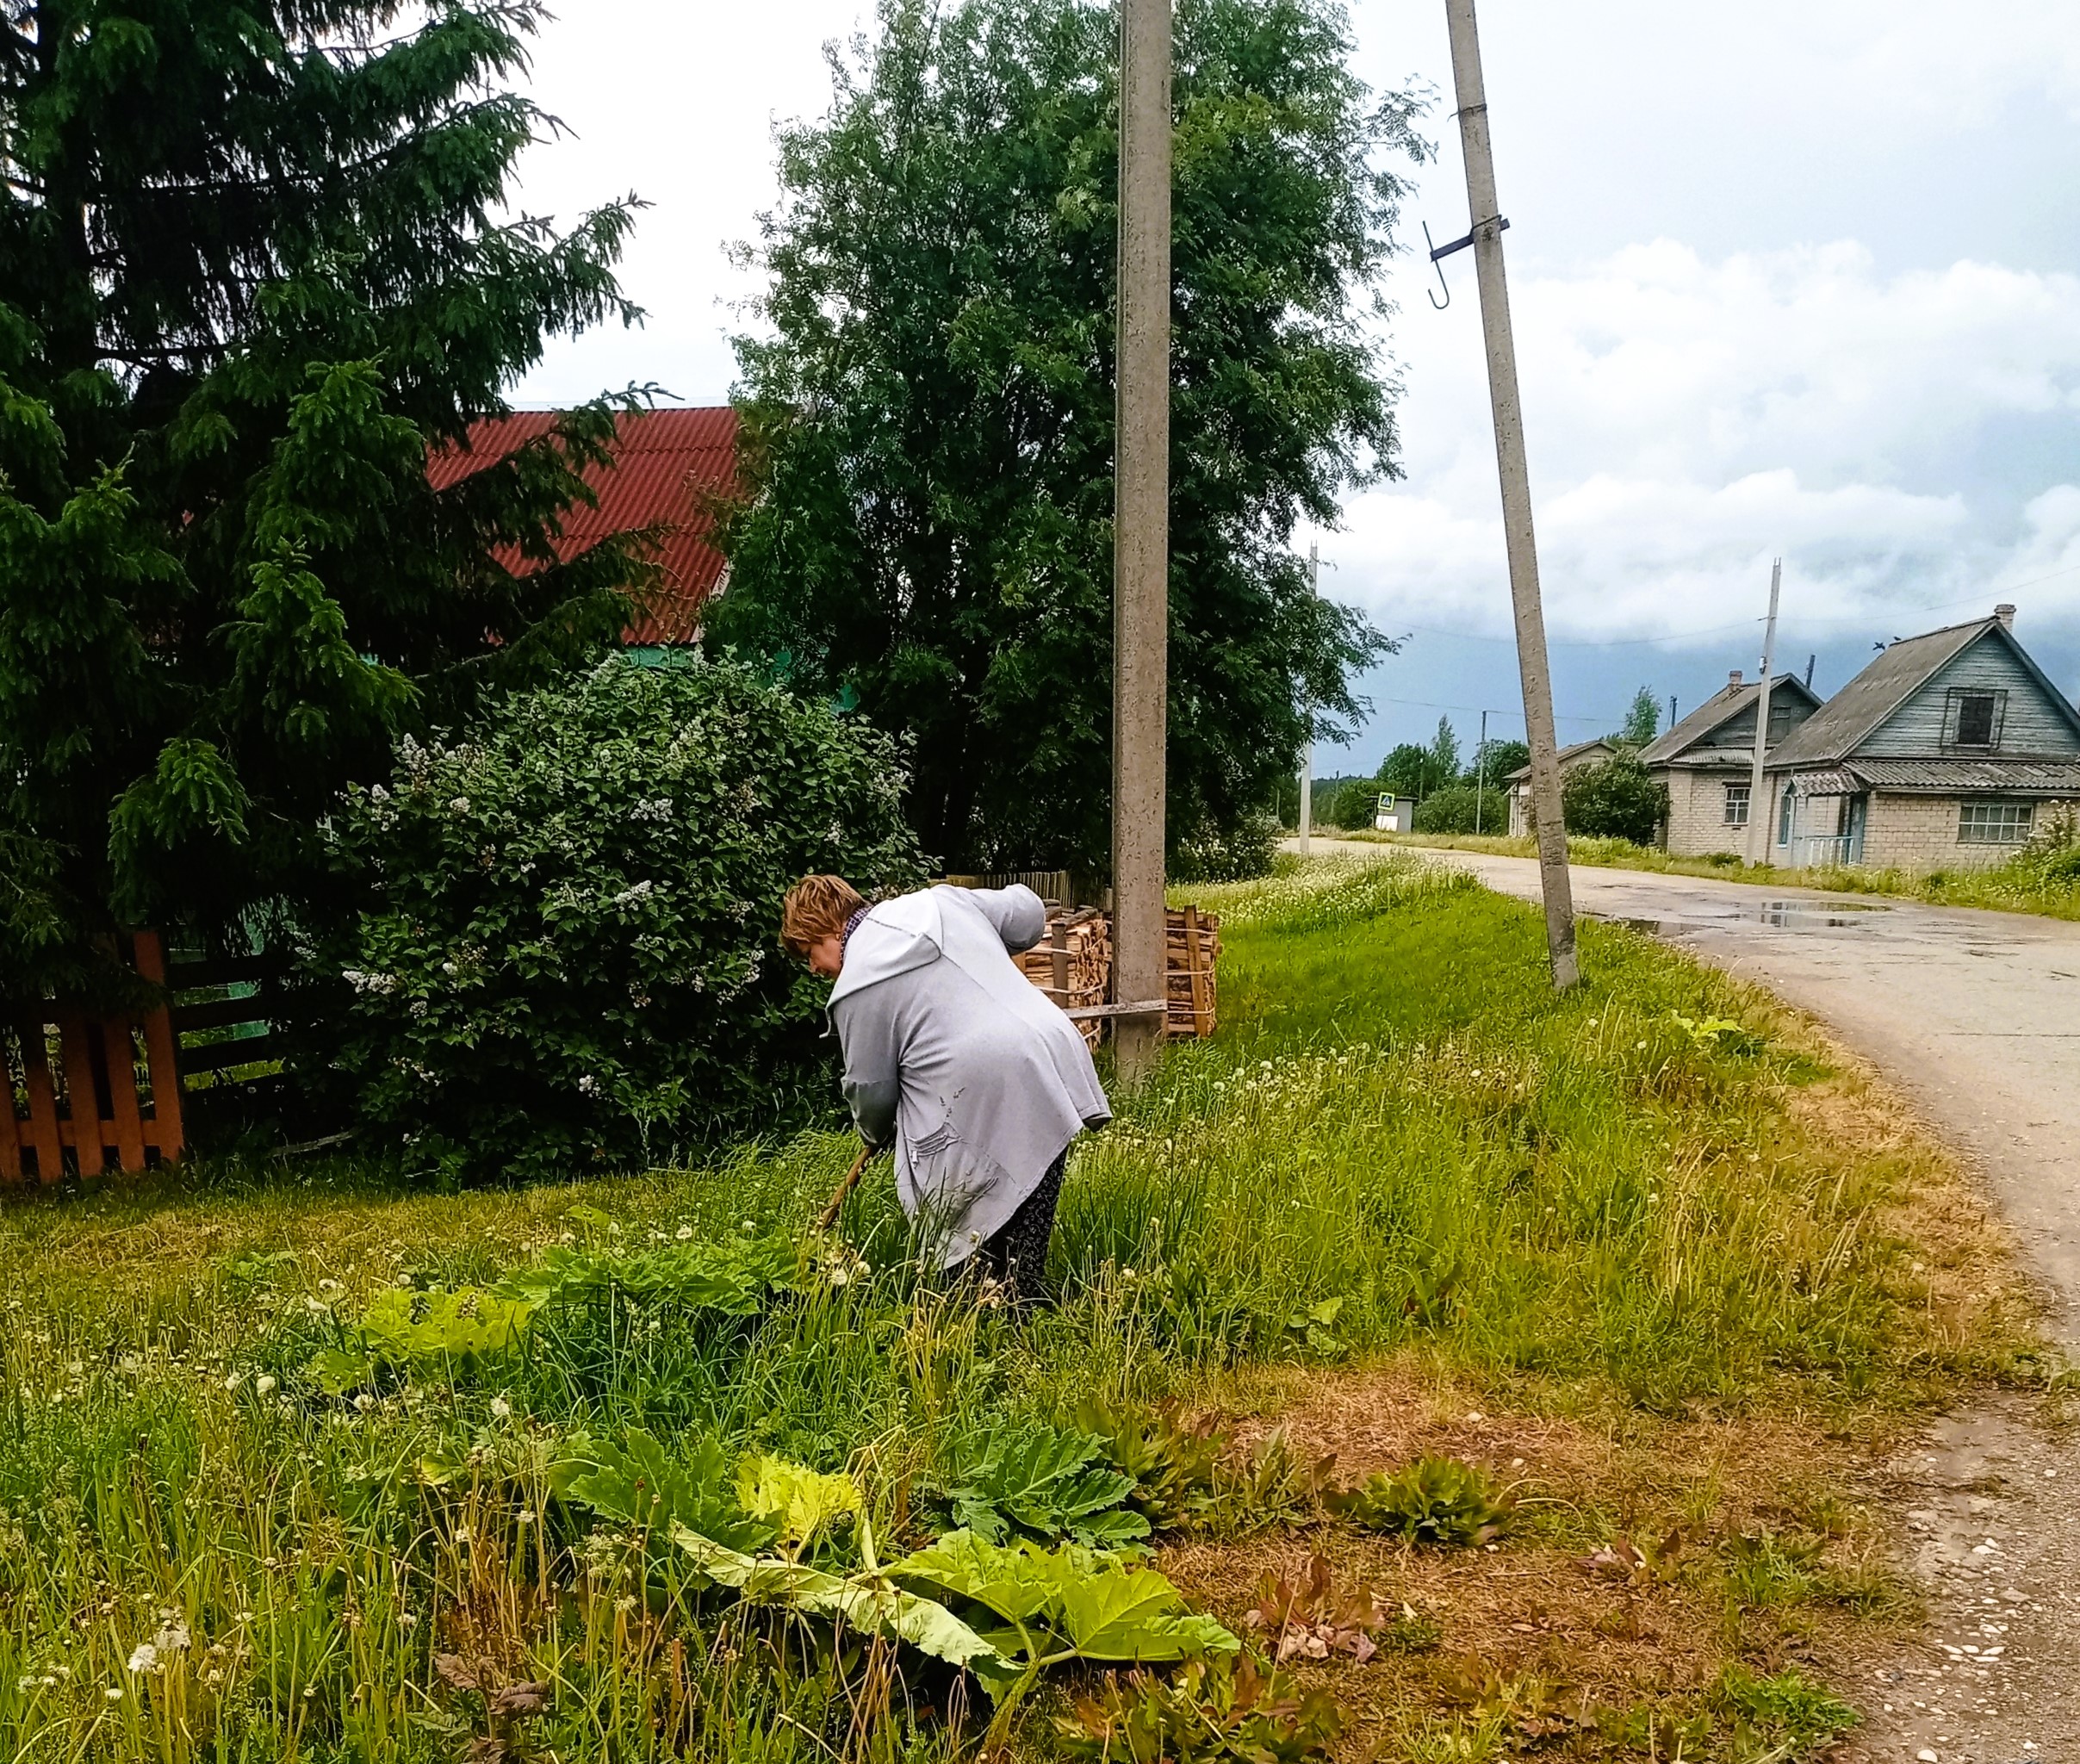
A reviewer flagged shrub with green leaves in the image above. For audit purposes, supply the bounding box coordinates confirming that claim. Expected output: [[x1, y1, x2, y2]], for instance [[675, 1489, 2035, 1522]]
[[1326, 1455, 1513, 1547], [303, 657, 928, 1177], [1561, 755, 1670, 845], [1059, 1654, 1343, 1764]]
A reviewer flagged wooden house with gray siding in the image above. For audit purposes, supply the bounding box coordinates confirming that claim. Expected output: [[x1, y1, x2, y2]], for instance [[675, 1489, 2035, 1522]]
[[1639, 669, 1822, 855], [1760, 606, 2080, 869]]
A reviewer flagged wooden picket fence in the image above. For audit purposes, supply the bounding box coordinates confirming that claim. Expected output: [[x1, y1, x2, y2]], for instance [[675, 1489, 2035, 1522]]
[[2, 935, 280, 1187]]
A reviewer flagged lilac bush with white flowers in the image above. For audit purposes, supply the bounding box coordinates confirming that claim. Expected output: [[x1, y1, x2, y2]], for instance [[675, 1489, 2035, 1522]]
[[302, 655, 926, 1179]]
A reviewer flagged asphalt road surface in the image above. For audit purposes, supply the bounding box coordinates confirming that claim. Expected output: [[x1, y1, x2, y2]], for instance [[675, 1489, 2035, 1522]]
[[1303, 839, 2080, 1341]]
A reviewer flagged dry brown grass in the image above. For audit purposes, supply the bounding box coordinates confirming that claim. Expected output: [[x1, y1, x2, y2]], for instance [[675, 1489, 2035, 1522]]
[[1150, 1355, 1919, 1757]]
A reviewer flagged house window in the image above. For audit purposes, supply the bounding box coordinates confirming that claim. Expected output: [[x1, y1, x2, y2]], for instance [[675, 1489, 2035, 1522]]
[[1958, 799, 2033, 845], [1777, 786, 1794, 847], [1723, 783, 1750, 826], [1945, 687, 2006, 751]]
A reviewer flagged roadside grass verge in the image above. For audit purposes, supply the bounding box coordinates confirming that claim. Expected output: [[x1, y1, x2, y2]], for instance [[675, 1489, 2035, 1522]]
[[0, 855, 2031, 1761], [1340, 826, 2080, 922]]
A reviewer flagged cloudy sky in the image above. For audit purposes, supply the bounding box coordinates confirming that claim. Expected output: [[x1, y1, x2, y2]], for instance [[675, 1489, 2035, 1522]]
[[509, 1, 2080, 766]]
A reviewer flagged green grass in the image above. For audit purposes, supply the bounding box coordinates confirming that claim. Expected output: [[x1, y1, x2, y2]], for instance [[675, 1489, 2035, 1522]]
[[0, 856, 2022, 1761], [1339, 823, 2080, 921]]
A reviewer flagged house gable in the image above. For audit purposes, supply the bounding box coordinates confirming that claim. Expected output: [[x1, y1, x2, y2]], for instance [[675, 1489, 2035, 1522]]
[[1640, 675, 1820, 769], [1858, 626, 2080, 760]]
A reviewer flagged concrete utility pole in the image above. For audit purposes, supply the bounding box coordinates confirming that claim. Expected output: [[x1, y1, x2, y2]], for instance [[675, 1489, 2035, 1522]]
[[1297, 543, 1317, 855], [1442, 0, 1577, 989], [1745, 557, 1781, 866], [1112, 0, 1172, 1076], [1474, 707, 1488, 833]]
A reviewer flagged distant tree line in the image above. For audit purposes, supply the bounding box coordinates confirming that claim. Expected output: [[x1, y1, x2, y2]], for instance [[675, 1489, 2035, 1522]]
[[1291, 686, 1671, 844]]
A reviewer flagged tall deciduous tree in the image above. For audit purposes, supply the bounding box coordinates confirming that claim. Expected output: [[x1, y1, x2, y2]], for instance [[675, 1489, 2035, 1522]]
[[0, 0, 645, 997], [711, 0, 1423, 875], [1616, 686, 1661, 748]]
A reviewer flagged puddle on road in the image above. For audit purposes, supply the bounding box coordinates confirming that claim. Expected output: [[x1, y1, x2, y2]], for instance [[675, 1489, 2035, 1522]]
[[1590, 898, 1895, 938], [1739, 898, 1892, 929]]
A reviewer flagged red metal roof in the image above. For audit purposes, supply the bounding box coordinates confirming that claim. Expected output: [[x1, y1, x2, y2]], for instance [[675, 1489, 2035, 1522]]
[[426, 407, 738, 644]]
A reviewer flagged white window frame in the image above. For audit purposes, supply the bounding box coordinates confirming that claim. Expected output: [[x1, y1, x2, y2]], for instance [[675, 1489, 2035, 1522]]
[[1957, 798, 2033, 845], [1723, 782, 1751, 827]]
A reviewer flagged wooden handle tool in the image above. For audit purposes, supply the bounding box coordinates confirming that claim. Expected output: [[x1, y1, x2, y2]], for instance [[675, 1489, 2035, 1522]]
[[815, 1141, 879, 1233]]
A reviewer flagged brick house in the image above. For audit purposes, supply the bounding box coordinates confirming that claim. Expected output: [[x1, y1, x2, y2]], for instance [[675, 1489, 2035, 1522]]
[[1759, 606, 2080, 869], [1638, 669, 1822, 856], [1502, 738, 1620, 836]]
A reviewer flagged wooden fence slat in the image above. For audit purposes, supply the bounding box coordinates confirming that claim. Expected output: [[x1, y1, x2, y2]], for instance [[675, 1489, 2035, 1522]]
[[132, 932, 184, 1161], [58, 1013, 104, 1172], [100, 1017, 147, 1171], [21, 1022, 65, 1181], [0, 1032, 21, 1186]]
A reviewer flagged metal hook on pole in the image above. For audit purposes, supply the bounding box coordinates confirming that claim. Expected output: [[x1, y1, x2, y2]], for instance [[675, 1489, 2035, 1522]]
[[1423, 215, 1512, 313], [1421, 220, 1452, 309]]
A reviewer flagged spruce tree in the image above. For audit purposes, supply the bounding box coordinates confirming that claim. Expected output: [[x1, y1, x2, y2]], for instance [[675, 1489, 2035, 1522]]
[[0, 0, 646, 996]]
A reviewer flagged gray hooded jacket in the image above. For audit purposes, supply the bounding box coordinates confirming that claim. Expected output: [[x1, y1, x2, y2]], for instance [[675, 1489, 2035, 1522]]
[[828, 885, 1111, 1268]]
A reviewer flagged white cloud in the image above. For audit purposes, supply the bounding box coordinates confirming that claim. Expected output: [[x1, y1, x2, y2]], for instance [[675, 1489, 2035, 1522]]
[[1338, 240, 2080, 643]]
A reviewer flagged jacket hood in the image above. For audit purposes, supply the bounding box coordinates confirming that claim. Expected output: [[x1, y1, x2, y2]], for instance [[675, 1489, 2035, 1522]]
[[826, 891, 944, 1008]]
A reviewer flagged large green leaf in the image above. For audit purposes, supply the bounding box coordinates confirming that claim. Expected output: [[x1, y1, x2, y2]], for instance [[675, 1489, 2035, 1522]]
[[362, 1287, 537, 1359], [947, 1425, 1147, 1547], [495, 1233, 799, 1314], [735, 1454, 862, 1556], [1057, 1568, 1239, 1662], [563, 1429, 776, 1553], [891, 1531, 1239, 1666], [891, 1530, 1077, 1625], [667, 1525, 1016, 1693]]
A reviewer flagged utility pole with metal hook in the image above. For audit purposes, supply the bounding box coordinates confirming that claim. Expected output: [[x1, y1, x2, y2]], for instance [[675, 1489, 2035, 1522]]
[[1746, 558, 1782, 866], [1111, 0, 1172, 1077], [1441, 0, 1577, 989]]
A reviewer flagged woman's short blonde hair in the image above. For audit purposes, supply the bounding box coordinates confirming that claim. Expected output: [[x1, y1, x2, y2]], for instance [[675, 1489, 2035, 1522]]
[[780, 874, 866, 957]]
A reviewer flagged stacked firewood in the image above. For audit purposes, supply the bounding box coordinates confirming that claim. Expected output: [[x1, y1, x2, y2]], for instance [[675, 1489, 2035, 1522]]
[[1009, 903, 1219, 1045], [1013, 908, 1112, 1049], [1164, 906, 1220, 1039]]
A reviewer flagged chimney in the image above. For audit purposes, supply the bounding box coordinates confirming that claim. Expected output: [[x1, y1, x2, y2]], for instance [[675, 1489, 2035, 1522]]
[[1995, 603, 2015, 630], [1728, 668, 1743, 688]]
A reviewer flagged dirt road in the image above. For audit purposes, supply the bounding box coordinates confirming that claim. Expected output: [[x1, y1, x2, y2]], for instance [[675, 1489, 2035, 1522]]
[[1298, 839, 2080, 1764]]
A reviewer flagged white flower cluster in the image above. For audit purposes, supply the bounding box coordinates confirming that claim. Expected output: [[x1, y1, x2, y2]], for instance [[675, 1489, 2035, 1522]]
[[629, 798, 674, 823], [609, 879, 655, 909], [342, 969, 399, 995], [127, 1614, 190, 1674]]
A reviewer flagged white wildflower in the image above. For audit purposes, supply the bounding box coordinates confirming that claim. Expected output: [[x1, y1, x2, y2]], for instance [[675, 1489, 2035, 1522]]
[[576, 1074, 600, 1097], [353, 1394, 376, 1413], [105, 1686, 124, 1702], [490, 1395, 512, 1421], [674, 1224, 693, 1241], [126, 1643, 159, 1674], [254, 1375, 277, 1397]]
